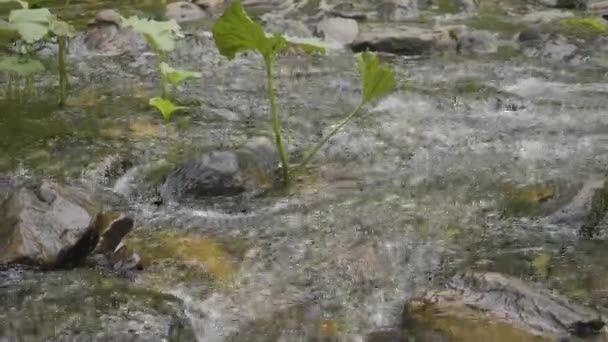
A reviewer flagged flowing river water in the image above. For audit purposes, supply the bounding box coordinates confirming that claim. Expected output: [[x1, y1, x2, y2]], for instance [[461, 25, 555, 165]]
[[3, 0, 608, 341]]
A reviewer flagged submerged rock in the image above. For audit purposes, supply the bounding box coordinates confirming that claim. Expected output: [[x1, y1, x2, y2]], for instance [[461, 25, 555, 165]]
[[350, 26, 436, 56], [161, 137, 278, 201], [409, 272, 605, 339], [0, 182, 133, 269], [455, 30, 498, 55], [0, 267, 195, 341], [538, 0, 587, 9]]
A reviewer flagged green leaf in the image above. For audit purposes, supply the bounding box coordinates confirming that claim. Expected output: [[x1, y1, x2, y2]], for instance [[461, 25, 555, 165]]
[[212, 1, 324, 61], [159, 62, 201, 87], [357, 51, 395, 105], [149, 97, 187, 122], [0, 55, 44, 76], [49, 15, 75, 37], [8, 8, 50, 43], [212, 1, 270, 59], [121, 16, 182, 52]]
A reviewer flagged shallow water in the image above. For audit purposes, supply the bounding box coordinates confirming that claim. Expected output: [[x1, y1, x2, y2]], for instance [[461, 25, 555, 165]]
[[3, 1, 608, 341]]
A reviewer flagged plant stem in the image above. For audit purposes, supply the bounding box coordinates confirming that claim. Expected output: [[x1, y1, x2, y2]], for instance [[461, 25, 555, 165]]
[[290, 102, 364, 179], [7, 74, 12, 100], [152, 46, 168, 99], [264, 58, 289, 185], [58, 36, 67, 106]]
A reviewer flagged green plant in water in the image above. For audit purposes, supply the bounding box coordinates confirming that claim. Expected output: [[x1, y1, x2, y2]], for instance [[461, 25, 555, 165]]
[[212, 1, 395, 186], [293, 51, 395, 177], [3, 4, 74, 105], [212, 0, 325, 185], [121, 16, 200, 124], [121, 15, 182, 100], [149, 96, 187, 123]]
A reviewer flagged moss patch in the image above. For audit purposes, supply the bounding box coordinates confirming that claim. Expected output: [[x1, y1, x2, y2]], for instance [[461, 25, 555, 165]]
[[500, 182, 555, 217], [437, 0, 458, 14], [126, 229, 249, 288], [407, 300, 551, 341], [467, 15, 525, 37], [554, 16, 608, 39]]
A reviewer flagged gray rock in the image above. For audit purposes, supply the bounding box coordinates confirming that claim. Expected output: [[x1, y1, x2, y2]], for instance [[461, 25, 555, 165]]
[[92, 8, 121, 25], [80, 10, 144, 55], [350, 26, 436, 56], [161, 137, 279, 201], [417, 272, 605, 338], [588, 0, 608, 11], [538, 0, 587, 9], [456, 30, 498, 55], [377, 0, 418, 21], [194, 0, 225, 11], [0, 181, 100, 268], [316, 17, 359, 45], [166, 1, 208, 22], [517, 26, 544, 45]]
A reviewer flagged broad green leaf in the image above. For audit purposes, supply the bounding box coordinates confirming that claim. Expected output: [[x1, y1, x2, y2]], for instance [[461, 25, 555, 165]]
[[149, 97, 187, 122], [0, 55, 44, 76], [212, 1, 324, 61], [211, 1, 271, 59], [49, 15, 75, 37], [159, 62, 201, 87], [8, 8, 50, 43], [121, 16, 182, 52], [357, 51, 395, 105]]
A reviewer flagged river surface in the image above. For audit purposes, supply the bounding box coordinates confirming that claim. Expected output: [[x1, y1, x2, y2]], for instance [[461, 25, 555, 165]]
[[2, 0, 608, 340]]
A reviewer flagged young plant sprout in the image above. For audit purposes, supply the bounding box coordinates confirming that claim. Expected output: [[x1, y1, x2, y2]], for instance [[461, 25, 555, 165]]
[[212, 0, 324, 185], [121, 16, 200, 124], [292, 52, 395, 177], [149, 96, 187, 123], [48, 15, 75, 106], [4, 4, 74, 105], [212, 1, 395, 186]]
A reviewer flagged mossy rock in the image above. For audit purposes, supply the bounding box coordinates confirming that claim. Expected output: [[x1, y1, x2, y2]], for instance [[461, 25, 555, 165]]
[[125, 229, 249, 288], [550, 16, 608, 39], [466, 15, 526, 37], [0, 267, 194, 340], [500, 182, 556, 217], [406, 300, 551, 341]]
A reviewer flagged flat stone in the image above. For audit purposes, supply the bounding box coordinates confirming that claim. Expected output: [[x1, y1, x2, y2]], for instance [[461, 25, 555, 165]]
[[350, 26, 436, 56], [316, 17, 359, 45]]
